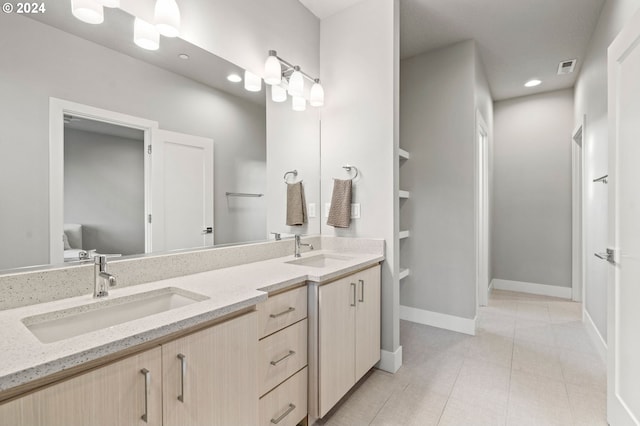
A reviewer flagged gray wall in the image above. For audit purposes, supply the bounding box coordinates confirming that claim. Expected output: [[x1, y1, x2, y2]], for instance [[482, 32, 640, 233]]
[[0, 15, 266, 270], [574, 0, 640, 341], [399, 41, 479, 320], [493, 89, 574, 287], [64, 129, 145, 255]]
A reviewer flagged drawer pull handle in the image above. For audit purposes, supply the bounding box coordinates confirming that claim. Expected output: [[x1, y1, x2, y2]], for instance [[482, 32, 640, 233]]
[[270, 350, 296, 366], [359, 279, 364, 302], [271, 403, 296, 424], [140, 368, 150, 423], [270, 307, 295, 318], [350, 283, 356, 306], [177, 353, 186, 402]]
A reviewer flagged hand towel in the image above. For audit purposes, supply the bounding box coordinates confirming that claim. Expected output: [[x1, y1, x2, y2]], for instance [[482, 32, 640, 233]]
[[286, 182, 307, 226], [327, 179, 352, 228]]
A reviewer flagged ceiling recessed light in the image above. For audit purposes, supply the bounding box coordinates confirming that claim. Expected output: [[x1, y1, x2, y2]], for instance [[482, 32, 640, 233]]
[[227, 74, 242, 83], [178, 53, 189, 60], [524, 79, 542, 88]]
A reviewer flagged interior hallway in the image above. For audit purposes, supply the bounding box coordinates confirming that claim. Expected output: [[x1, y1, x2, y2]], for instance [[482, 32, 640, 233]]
[[318, 290, 606, 426]]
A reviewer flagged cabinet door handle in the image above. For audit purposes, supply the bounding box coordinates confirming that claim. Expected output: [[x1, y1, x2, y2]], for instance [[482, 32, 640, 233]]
[[359, 279, 364, 302], [140, 368, 150, 423], [177, 353, 186, 402], [350, 283, 356, 306], [270, 350, 296, 366], [270, 307, 295, 318], [271, 403, 296, 424]]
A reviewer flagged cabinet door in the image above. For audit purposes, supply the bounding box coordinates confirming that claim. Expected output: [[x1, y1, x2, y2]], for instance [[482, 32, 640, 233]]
[[0, 347, 163, 426], [162, 311, 258, 426], [318, 275, 356, 417], [355, 265, 381, 381]]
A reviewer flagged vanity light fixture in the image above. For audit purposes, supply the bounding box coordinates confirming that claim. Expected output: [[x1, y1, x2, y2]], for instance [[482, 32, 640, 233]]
[[134, 18, 160, 51], [227, 74, 242, 83], [95, 0, 119, 7], [292, 96, 306, 112], [154, 0, 181, 38], [271, 85, 287, 103], [71, 0, 104, 25], [524, 79, 542, 87], [264, 50, 324, 110], [244, 70, 262, 92]]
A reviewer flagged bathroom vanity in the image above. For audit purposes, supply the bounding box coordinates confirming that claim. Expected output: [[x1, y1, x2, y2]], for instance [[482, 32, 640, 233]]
[[0, 239, 383, 426]]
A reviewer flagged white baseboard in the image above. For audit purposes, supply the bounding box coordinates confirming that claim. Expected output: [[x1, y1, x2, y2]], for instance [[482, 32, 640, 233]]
[[400, 305, 476, 335], [584, 308, 607, 364], [491, 279, 572, 299], [376, 346, 403, 373]]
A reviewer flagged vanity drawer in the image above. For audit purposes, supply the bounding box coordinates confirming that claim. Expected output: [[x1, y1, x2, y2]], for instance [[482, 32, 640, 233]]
[[259, 367, 308, 426], [259, 318, 308, 396], [257, 285, 307, 338]]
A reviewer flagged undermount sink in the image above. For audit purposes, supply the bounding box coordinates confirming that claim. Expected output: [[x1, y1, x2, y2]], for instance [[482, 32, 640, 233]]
[[22, 287, 208, 344], [285, 253, 354, 268]]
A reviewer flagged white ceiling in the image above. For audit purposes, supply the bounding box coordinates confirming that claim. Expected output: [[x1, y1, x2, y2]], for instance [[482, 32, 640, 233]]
[[299, 0, 605, 100]]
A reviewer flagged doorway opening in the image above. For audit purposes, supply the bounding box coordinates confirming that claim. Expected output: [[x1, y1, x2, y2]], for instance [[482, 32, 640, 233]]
[[476, 111, 490, 308], [571, 116, 585, 302]]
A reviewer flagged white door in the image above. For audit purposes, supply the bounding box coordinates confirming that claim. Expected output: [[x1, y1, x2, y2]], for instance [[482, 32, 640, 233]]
[[151, 129, 214, 252], [607, 8, 640, 426]]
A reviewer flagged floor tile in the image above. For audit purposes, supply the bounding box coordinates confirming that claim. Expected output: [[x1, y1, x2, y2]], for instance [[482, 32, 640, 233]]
[[512, 340, 563, 379], [370, 381, 448, 426], [507, 370, 573, 426], [566, 383, 607, 426], [439, 397, 507, 426], [448, 358, 511, 411]]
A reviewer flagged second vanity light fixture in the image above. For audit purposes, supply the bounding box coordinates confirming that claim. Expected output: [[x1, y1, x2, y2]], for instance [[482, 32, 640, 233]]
[[71, 0, 181, 51], [264, 50, 324, 111]]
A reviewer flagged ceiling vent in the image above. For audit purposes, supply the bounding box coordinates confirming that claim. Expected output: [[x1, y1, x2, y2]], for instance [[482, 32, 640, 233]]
[[557, 59, 577, 75]]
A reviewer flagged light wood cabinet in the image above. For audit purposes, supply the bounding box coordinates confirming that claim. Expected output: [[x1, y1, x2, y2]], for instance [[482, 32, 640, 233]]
[[162, 311, 257, 426], [0, 347, 163, 426], [314, 264, 381, 418], [259, 367, 307, 426]]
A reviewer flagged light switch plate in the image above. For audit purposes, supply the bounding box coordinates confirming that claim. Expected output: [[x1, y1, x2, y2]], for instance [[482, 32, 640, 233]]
[[308, 203, 317, 218], [324, 203, 361, 219]]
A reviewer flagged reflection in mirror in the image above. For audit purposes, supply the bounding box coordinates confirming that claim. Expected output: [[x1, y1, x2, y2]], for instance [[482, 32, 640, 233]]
[[0, 4, 320, 273]]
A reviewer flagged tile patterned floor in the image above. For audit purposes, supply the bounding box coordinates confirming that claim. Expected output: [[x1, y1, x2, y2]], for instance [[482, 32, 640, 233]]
[[316, 290, 607, 426]]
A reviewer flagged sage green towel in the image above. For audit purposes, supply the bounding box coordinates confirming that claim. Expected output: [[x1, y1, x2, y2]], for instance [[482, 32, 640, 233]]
[[327, 179, 352, 228], [286, 182, 307, 226]]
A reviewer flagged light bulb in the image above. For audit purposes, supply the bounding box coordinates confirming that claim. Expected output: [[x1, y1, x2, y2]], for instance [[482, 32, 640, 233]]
[[524, 79, 542, 87], [155, 0, 181, 38], [292, 96, 306, 112], [134, 18, 160, 51], [244, 70, 262, 92], [95, 0, 119, 7], [310, 79, 324, 107], [71, 0, 104, 24], [264, 51, 282, 85], [288, 66, 304, 97], [271, 85, 287, 103]]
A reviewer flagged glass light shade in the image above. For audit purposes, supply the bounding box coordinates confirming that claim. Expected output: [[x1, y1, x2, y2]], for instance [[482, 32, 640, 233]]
[[288, 68, 304, 97], [71, 0, 104, 25], [310, 80, 324, 107], [244, 70, 262, 92], [134, 18, 160, 51], [95, 0, 119, 7], [264, 54, 282, 85], [292, 96, 306, 112], [154, 0, 181, 38], [271, 85, 287, 103]]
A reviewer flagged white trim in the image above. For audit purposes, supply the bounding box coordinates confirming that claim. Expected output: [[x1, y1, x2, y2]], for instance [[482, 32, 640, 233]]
[[491, 279, 572, 299], [476, 110, 490, 308], [49, 98, 158, 264], [583, 308, 607, 364], [571, 117, 586, 302], [376, 346, 402, 373], [400, 305, 476, 335]]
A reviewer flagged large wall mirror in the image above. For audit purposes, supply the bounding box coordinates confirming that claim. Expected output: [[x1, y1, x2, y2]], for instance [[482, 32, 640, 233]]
[[0, 4, 320, 273]]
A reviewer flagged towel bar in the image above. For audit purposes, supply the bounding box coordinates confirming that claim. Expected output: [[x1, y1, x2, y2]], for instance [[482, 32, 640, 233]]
[[225, 192, 264, 197], [283, 170, 298, 183], [342, 165, 359, 180]]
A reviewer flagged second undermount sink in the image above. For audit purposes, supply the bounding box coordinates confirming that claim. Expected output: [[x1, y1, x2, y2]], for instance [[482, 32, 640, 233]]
[[22, 287, 208, 344], [285, 253, 354, 268]]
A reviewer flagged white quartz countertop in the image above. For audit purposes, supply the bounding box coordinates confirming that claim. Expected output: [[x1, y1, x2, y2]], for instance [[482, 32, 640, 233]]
[[0, 249, 383, 394]]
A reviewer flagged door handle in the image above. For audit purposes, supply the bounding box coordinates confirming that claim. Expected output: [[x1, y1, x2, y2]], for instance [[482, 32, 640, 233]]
[[594, 248, 615, 264], [202, 227, 213, 235], [350, 283, 356, 307], [177, 353, 186, 402], [140, 368, 150, 423], [358, 279, 364, 302]]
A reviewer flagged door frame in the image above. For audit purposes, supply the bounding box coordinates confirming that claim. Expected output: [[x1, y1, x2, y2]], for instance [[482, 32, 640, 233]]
[[476, 110, 490, 308], [49, 98, 158, 264], [571, 116, 585, 302]]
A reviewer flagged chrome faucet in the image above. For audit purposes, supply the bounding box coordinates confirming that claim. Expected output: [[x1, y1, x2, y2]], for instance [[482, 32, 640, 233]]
[[94, 255, 117, 298], [294, 234, 314, 258]]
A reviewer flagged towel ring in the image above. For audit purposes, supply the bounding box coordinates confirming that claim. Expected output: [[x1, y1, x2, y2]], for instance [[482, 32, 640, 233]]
[[283, 170, 298, 183], [342, 165, 359, 180]]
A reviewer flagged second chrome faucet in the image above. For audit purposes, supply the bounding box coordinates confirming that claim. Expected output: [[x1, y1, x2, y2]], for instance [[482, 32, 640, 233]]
[[94, 255, 117, 298], [294, 234, 314, 258]]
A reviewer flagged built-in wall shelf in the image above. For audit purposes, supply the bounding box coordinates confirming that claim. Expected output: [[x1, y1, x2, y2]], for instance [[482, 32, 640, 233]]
[[399, 190, 410, 199], [399, 268, 410, 280], [399, 149, 410, 160], [399, 230, 410, 240]]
